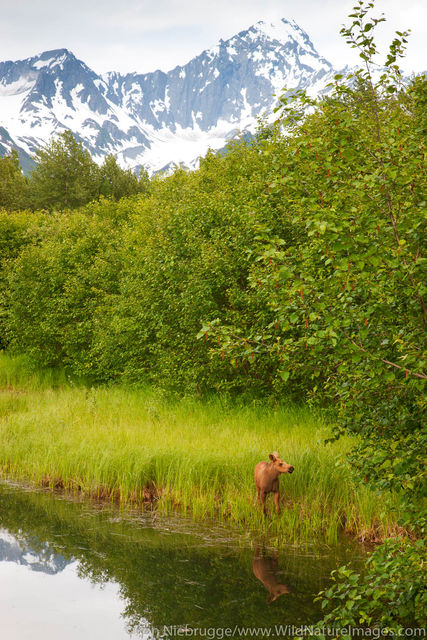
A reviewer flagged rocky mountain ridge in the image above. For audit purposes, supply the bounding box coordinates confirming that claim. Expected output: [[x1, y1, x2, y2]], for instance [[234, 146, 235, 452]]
[[0, 18, 341, 173]]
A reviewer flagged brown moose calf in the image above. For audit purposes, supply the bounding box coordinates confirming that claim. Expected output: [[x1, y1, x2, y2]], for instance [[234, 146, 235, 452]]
[[254, 451, 294, 516]]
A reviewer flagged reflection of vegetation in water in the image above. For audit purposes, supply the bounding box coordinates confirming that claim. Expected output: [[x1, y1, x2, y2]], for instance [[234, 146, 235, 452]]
[[0, 482, 364, 635]]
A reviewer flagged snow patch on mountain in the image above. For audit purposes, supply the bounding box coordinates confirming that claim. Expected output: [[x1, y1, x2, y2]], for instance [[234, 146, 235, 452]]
[[0, 19, 342, 173]]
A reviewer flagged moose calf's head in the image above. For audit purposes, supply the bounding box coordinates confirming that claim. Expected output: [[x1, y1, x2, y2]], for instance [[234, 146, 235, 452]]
[[269, 451, 294, 474]]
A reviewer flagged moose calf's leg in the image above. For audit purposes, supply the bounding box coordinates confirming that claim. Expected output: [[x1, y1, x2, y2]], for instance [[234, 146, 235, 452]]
[[274, 491, 280, 515], [260, 491, 268, 516], [257, 488, 267, 515]]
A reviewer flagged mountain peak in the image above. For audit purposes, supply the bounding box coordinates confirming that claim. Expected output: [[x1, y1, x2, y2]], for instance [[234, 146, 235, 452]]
[[39, 48, 72, 59], [31, 48, 77, 70], [252, 18, 299, 39], [0, 17, 340, 174], [247, 18, 316, 51]]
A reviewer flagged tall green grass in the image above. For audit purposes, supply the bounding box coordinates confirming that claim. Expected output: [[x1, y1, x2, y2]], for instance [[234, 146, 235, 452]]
[[0, 352, 71, 389], [0, 353, 400, 544]]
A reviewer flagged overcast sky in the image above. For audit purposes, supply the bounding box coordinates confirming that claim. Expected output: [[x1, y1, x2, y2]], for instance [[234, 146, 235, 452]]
[[0, 0, 425, 75]]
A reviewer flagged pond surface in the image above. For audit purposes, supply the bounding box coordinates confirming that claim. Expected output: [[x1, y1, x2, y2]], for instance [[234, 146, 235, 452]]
[[0, 481, 363, 639]]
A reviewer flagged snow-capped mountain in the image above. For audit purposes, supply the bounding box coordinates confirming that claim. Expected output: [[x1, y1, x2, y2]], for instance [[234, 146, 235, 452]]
[[0, 18, 338, 174]]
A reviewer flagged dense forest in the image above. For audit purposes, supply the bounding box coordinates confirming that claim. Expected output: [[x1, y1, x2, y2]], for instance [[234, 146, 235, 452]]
[[0, 2, 425, 631]]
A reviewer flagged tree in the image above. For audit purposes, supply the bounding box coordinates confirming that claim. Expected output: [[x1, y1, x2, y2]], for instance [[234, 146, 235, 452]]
[[99, 154, 150, 200], [0, 150, 29, 210], [29, 130, 99, 210]]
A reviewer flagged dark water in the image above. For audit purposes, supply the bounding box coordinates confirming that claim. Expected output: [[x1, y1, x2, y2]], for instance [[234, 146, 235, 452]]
[[0, 481, 364, 639]]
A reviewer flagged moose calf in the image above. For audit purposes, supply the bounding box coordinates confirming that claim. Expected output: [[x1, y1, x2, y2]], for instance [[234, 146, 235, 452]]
[[254, 451, 294, 516]]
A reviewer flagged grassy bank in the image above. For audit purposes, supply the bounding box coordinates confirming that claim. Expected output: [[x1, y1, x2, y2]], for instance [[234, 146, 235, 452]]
[[0, 354, 401, 544]]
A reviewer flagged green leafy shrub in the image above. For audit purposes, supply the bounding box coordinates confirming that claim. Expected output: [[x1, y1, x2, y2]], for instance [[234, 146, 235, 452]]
[[3, 199, 132, 374], [0, 209, 48, 348], [316, 538, 426, 629]]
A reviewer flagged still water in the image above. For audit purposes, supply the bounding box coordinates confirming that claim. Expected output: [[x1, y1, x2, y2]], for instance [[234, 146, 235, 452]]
[[0, 481, 363, 639]]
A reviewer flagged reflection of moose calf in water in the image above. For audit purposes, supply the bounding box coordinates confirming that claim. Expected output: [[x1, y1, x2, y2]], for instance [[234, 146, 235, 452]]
[[254, 451, 294, 516], [253, 545, 291, 603]]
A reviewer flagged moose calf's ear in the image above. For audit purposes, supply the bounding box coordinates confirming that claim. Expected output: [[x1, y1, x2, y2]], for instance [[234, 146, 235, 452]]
[[269, 453, 277, 462]]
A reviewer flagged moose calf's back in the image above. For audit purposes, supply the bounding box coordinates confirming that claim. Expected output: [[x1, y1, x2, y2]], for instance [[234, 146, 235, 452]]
[[254, 461, 279, 493]]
